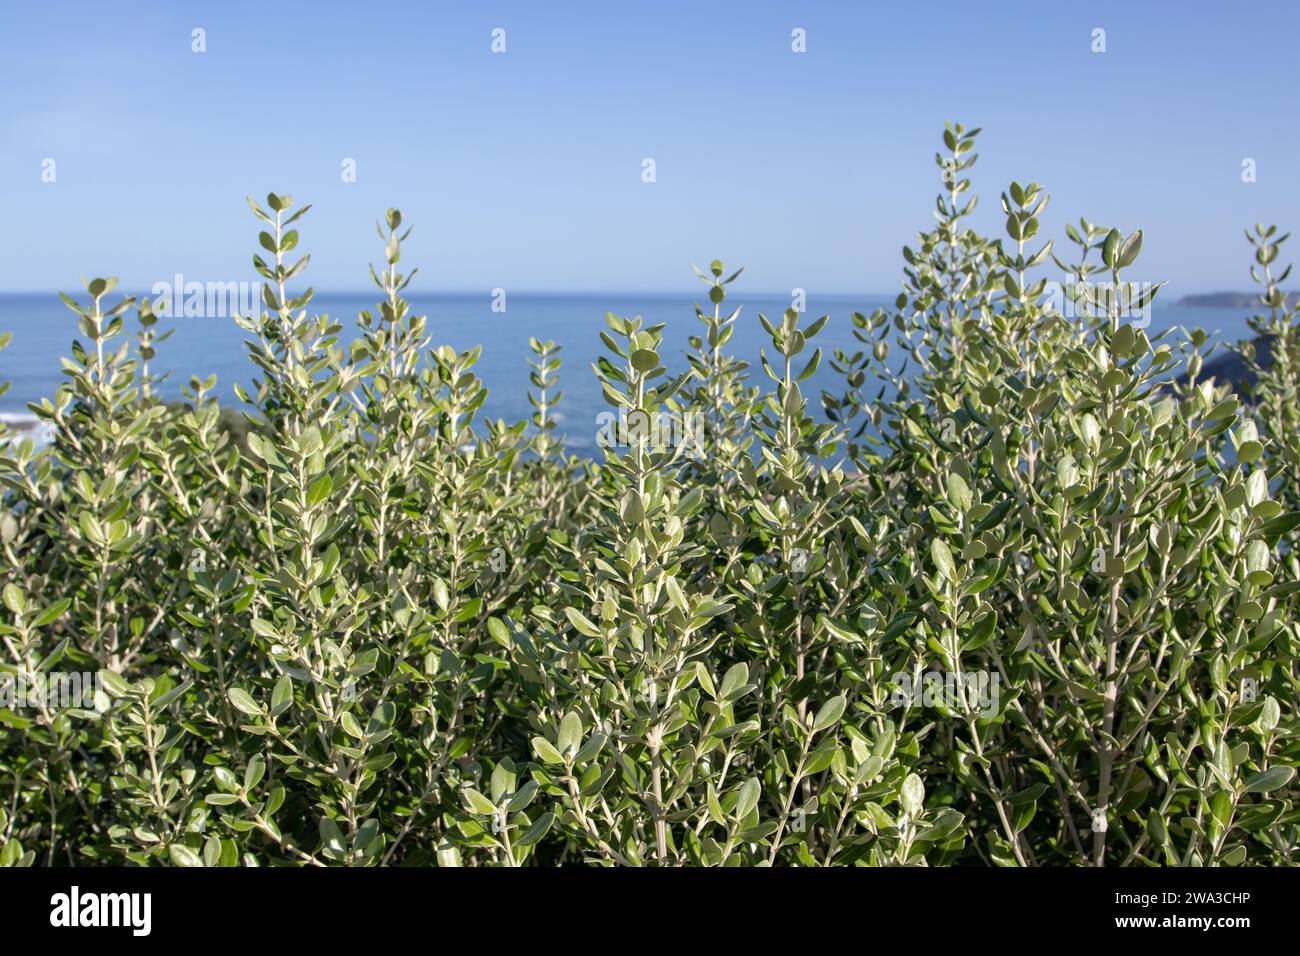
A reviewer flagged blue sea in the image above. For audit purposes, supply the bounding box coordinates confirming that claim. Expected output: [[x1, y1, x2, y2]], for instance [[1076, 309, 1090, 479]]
[[0, 291, 1262, 454]]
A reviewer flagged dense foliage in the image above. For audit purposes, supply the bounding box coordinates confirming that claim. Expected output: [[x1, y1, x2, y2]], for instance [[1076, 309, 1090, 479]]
[[2, 124, 1297, 867]]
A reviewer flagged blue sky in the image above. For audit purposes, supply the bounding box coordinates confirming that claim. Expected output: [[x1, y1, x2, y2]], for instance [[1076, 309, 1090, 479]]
[[0, 0, 1296, 295]]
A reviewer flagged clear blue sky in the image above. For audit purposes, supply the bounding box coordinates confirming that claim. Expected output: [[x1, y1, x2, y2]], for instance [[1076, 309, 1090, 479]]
[[0, 0, 1296, 295]]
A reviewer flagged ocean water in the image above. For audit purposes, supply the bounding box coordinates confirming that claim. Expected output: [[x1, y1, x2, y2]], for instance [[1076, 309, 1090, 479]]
[[0, 291, 1263, 454]]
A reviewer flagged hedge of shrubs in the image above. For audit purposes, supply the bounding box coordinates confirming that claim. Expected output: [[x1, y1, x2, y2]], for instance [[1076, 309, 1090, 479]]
[[1, 124, 1296, 866]]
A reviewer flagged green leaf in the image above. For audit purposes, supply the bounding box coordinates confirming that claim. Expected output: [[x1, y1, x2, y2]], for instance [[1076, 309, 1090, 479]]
[[563, 607, 601, 638], [532, 736, 564, 765], [664, 575, 688, 612], [203, 836, 223, 867], [631, 349, 660, 372], [1102, 228, 1122, 268], [694, 661, 717, 699], [487, 617, 511, 646], [319, 818, 346, 855], [930, 539, 956, 580], [340, 711, 364, 739], [1117, 228, 1143, 268], [431, 577, 450, 614], [558, 712, 583, 756], [306, 473, 333, 508], [271, 675, 293, 716], [735, 777, 761, 820], [436, 844, 462, 867], [1209, 789, 1233, 829], [719, 662, 749, 701], [244, 755, 266, 792], [463, 788, 497, 816], [491, 760, 517, 802], [707, 783, 726, 826], [2, 584, 24, 616], [168, 844, 203, 867], [946, 473, 972, 513], [1211, 739, 1234, 786], [152, 678, 193, 710], [812, 695, 847, 734], [98, 669, 131, 699], [1244, 766, 1295, 793], [227, 687, 262, 717], [515, 812, 554, 847], [575, 733, 607, 764], [30, 598, 71, 628], [1256, 697, 1280, 734], [900, 773, 925, 816]]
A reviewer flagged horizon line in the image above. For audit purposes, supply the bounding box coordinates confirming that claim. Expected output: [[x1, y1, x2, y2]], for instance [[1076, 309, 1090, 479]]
[[0, 287, 899, 300], [0, 286, 1273, 299]]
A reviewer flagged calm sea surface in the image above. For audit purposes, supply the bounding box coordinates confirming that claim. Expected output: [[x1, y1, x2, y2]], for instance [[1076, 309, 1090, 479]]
[[0, 291, 1261, 453]]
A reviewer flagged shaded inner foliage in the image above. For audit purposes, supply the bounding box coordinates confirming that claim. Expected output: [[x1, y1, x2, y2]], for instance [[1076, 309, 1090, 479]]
[[1, 125, 1297, 867]]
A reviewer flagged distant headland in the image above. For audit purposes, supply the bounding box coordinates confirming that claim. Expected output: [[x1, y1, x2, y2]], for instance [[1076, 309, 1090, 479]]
[[1176, 291, 1299, 309]]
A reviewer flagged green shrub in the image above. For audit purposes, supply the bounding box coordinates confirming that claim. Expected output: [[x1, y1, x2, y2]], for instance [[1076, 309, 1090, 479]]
[[1, 126, 1296, 867]]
